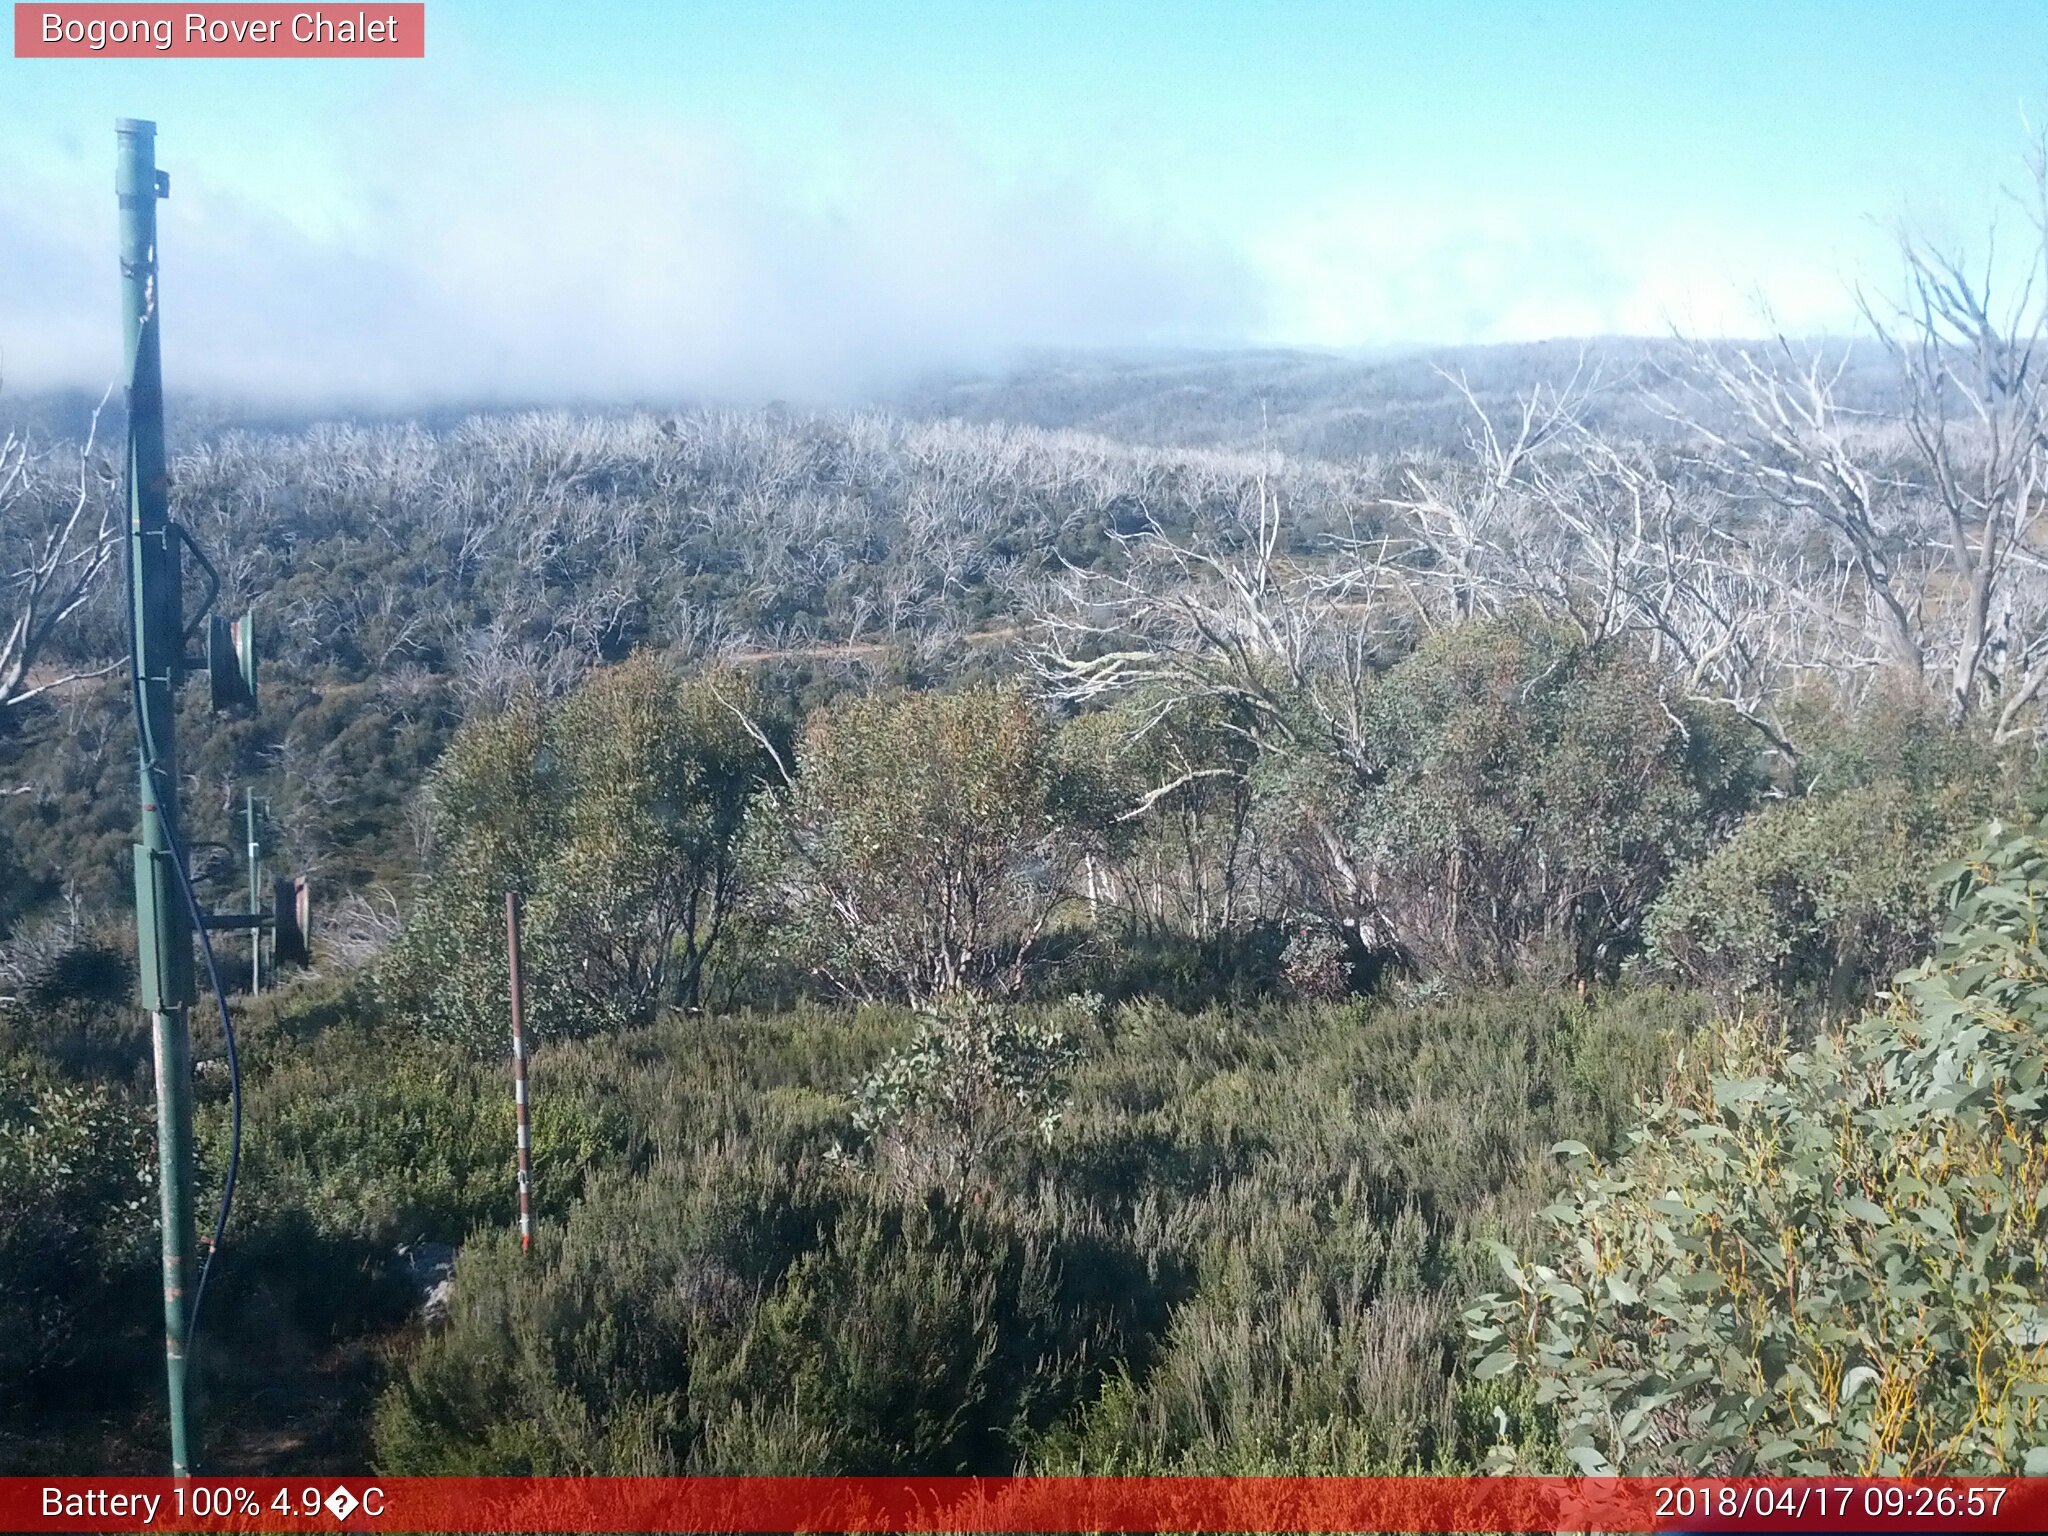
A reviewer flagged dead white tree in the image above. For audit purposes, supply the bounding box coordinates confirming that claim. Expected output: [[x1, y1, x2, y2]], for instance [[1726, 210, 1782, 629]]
[[1663, 142, 2048, 742], [1032, 459, 1417, 926], [1872, 179, 2048, 737], [0, 397, 121, 720], [1387, 356, 1607, 625], [1382, 363, 1838, 760], [1575, 449, 1840, 760], [1662, 338, 1927, 666], [1034, 457, 1409, 779]]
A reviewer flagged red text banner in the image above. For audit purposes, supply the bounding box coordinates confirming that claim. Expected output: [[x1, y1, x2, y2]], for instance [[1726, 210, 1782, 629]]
[[3, 1476, 2045, 1533], [14, 5, 424, 58]]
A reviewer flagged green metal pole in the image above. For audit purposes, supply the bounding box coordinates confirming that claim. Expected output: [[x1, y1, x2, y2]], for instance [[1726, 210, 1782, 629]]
[[119, 116, 198, 1478]]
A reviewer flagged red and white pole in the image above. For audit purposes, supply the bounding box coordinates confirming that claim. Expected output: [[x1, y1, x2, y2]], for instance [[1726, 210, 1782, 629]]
[[505, 890, 533, 1254]]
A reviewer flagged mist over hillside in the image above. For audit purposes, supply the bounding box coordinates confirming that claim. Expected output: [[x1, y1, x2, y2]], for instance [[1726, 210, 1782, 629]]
[[1, 335, 1902, 464], [893, 336, 1902, 458]]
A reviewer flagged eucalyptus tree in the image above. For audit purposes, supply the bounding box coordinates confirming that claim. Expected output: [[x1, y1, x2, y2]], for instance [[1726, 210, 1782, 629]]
[[0, 404, 120, 725]]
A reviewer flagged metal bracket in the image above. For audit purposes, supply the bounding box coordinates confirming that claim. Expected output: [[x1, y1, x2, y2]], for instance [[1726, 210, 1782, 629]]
[[133, 845, 191, 1011], [171, 523, 220, 646], [199, 912, 268, 933]]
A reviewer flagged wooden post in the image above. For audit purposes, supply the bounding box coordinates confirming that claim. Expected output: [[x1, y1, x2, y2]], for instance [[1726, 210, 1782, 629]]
[[246, 788, 261, 996], [505, 890, 533, 1254]]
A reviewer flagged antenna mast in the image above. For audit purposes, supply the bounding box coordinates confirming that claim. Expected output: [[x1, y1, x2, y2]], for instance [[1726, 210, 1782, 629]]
[[117, 115, 200, 1478], [117, 117, 306, 1476]]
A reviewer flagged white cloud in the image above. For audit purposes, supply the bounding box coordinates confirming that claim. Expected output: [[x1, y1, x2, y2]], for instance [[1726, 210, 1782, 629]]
[[0, 105, 1902, 408], [0, 105, 1266, 405], [1252, 200, 1868, 347]]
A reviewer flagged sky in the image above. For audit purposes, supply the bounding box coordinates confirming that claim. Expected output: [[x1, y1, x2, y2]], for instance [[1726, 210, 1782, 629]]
[[2, 1, 2046, 405]]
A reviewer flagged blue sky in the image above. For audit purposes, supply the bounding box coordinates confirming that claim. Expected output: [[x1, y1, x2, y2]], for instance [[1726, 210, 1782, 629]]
[[2, 1, 2045, 403]]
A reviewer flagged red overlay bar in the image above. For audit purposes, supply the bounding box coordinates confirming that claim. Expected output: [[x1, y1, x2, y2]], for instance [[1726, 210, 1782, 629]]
[[3, 1477, 2045, 1533], [14, 5, 423, 58]]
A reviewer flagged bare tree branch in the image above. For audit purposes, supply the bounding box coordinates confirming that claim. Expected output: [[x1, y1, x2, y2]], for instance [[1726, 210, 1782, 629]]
[[0, 388, 121, 719]]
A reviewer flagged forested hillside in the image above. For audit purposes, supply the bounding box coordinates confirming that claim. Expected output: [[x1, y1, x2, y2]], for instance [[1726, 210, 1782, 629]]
[[893, 338, 1902, 459], [6, 249, 2048, 1474]]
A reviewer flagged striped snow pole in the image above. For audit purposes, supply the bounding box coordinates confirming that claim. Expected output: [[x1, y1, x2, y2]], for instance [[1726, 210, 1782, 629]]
[[505, 890, 533, 1254]]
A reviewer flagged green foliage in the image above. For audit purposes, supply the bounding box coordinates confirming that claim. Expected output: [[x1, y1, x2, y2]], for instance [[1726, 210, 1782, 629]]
[[1056, 694, 1268, 937], [0, 1061, 155, 1389], [374, 982, 1688, 1476], [1064, 923, 1291, 1012], [1030, 985, 1699, 1475], [382, 658, 769, 1051], [1297, 614, 1760, 981], [851, 996, 1092, 1190], [1469, 821, 2048, 1475], [1645, 696, 2007, 1005], [374, 1149, 1132, 1475], [548, 659, 767, 1009], [1277, 922, 1353, 1000], [1041, 1207, 1458, 1474], [0, 918, 144, 1081], [752, 685, 1084, 1002], [1645, 782, 1978, 1005], [378, 694, 560, 1050], [688, 1193, 1119, 1474], [373, 1152, 828, 1475], [1781, 685, 2019, 805], [196, 1011, 634, 1251]]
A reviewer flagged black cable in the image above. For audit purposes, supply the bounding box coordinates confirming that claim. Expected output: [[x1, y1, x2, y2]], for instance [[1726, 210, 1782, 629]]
[[122, 412, 243, 1351], [158, 771, 242, 1340]]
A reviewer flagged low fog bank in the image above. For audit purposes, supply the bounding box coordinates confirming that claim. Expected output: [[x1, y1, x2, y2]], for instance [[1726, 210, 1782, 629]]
[[2, 94, 1900, 421], [894, 338, 1901, 457], [0, 336, 1892, 464], [0, 111, 1264, 415]]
